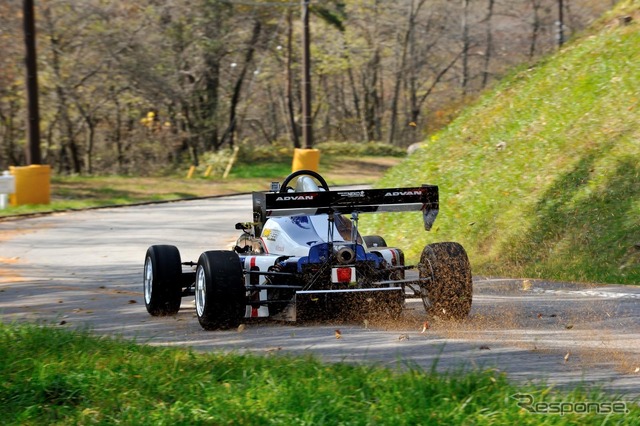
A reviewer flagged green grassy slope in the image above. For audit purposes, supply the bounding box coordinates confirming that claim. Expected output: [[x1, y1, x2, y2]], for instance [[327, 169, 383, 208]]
[[364, 1, 640, 284]]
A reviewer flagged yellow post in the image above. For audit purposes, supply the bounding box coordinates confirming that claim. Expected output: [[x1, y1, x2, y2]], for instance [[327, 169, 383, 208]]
[[203, 165, 213, 178], [186, 165, 196, 179], [9, 165, 51, 206], [291, 148, 320, 172], [222, 146, 240, 179]]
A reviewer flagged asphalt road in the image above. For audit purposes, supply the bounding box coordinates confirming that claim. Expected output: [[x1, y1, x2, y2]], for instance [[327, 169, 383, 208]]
[[1, 194, 639, 400]]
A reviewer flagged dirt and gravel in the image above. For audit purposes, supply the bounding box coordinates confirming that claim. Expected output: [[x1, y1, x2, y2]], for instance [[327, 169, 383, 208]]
[[1, 194, 639, 400]]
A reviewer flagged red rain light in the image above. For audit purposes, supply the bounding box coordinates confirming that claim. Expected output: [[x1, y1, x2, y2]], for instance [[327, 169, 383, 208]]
[[336, 267, 352, 283]]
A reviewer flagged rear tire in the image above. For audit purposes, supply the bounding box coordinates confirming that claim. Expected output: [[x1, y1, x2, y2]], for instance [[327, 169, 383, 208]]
[[195, 251, 246, 330], [143, 245, 182, 316], [363, 235, 387, 248], [418, 242, 472, 320]]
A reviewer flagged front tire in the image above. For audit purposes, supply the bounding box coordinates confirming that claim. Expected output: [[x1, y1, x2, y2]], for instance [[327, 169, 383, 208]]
[[419, 242, 472, 320], [195, 251, 246, 330], [143, 245, 182, 316]]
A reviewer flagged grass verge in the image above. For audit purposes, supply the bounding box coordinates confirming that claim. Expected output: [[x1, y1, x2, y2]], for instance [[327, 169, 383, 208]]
[[1, 323, 637, 425]]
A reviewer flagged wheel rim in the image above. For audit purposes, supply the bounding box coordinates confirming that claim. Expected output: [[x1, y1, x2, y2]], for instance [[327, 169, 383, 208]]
[[144, 257, 153, 304], [195, 265, 206, 317]]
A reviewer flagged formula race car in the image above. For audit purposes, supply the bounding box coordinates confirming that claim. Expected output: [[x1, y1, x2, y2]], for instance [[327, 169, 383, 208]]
[[143, 170, 472, 330]]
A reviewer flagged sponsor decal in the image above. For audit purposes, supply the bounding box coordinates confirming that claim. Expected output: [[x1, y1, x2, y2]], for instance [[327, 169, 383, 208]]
[[265, 229, 279, 241], [337, 191, 365, 198], [275, 195, 316, 201], [384, 190, 422, 196]]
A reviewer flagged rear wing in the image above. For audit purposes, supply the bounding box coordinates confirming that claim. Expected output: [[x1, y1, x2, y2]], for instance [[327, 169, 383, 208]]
[[252, 185, 438, 236]]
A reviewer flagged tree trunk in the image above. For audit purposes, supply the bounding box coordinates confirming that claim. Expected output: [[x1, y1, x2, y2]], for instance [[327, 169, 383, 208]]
[[0, 101, 22, 167], [529, 0, 543, 59], [84, 116, 96, 175], [43, 5, 82, 174], [362, 48, 381, 142], [202, 57, 220, 151], [347, 66, 365, 141], [482, 0, 495, 88], [221, 20, 261, 149], [23, 0, 41, 165], [461, 0, 470, 94], [387, 1, 414, 145], [111, 89, 124, 173], [285, 10, 300, 148]]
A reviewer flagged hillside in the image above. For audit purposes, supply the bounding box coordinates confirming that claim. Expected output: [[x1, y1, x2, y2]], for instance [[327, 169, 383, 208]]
[[363, 0, 640, 285]]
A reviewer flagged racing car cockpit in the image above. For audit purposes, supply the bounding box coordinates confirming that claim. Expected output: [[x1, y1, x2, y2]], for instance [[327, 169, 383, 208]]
[[236, 171, 364, 257]]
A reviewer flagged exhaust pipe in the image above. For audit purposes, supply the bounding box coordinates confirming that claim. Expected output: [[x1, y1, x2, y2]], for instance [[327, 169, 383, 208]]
[[335, 246, 355, 265]]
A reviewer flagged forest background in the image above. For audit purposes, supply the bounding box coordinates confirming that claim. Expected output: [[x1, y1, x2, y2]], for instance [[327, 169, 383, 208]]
[[0, 0, 617, 175]]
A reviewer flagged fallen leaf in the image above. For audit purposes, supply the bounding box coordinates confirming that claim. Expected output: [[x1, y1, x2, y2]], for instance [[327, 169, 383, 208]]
[[522, 279, 532, 291], [537, 313, 543, 319], [479, 345, 490, 350], [128, 299, 137, 304], [59, 320, 67, 325], [335, 329, 342, 339], [564, 352, 571, 362], [421, 321, 429, 333], [363, 319, 369, 329], [565, 324, 574, 330], [398, 334, 409, 341], [237, 324, 246, 333], [634, 367, 639, 373]]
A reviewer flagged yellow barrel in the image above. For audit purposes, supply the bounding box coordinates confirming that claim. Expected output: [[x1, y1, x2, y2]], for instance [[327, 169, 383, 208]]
[[9, 165, 51, 206], [291, 148, 320, 172]]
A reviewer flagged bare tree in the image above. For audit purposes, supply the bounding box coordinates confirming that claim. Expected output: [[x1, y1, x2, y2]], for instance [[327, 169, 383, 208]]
[[461, 0, 471, 94], [528, 0, 544, 59], [387, 0, 427, 145], [482, 0, 496, 88], [285, 9, 301, 148], [41, 3, 83, 173]]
